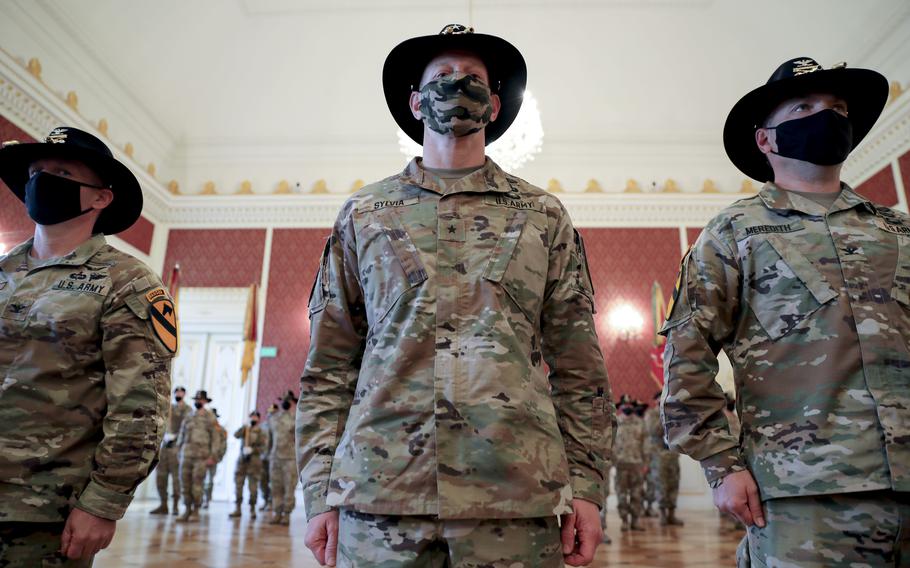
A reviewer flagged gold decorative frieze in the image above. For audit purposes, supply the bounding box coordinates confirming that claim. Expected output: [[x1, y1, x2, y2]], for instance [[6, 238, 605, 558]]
[[201, 181, 217, 195], [26, 58, 42, 80], [584, 179, 603, 193], [237, 180, 254, 195], [547, 179, 563, 193], [65, 91, 78, 111], [167, 180, 181, 195], [624, 179, 641, 193], [310, 180, 329, 194], [146, 163, 156, 177], [662, 179, 681, 193], [350, 179, 365, 192], [274, 180, 291, 194]]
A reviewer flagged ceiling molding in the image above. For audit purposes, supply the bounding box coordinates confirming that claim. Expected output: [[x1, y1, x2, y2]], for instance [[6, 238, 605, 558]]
[[842, 91, 910, 187], [0, 49, 171, 222], [240, 0, 712, 15]]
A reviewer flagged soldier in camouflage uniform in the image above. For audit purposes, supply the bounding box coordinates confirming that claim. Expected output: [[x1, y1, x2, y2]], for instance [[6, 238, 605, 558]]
[[0, 127, 175, 566], [614, 396, 646, 532], [259, 403, 278, 512], [662, 58, 910, 566], [151, 386, 190, 515], [297, 25, 613, 568], [177, 390, 217, 522], [635, 399, 656, 518], [645, 394, 683, 526], [642, 396, 659, 519], [230, 410, 267, 519], [202, 407, 228, 509], [270, 392, 298, 526]]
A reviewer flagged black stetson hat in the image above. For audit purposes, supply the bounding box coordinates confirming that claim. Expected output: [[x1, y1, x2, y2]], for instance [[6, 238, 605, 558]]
[[723, 57, 888, 182], [193, 390, 212, 403], [0, 126, 143, 234], [383, 24, 527, 146]]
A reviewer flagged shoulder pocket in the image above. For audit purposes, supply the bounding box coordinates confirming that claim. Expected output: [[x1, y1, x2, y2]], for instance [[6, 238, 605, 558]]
[[747, 237, 836, 340], [307, 238, 331, 316]]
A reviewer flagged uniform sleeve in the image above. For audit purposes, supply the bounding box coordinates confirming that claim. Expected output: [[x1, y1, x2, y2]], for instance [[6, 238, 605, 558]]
[[216, 428, 227, 461], [75, 280, 174, 520], [659, 227, 746, 485], [540, 203, 614, 508], [296, 205, 368, 521]]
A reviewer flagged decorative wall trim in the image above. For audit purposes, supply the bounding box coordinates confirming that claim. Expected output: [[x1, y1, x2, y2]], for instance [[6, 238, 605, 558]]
[[0, 49, 171, 222], [843, 91, 910, 187], [1, 43, 907, 229]]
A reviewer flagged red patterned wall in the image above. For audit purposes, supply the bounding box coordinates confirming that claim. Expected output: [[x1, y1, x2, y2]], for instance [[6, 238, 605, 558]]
[[686, 227, 703, 248], [900, 150, 910, 206], [163, 229, 267, 287], [116, 215, 154, 254], [257, 228, 329, 414], [579, 228, 684, 404], [855, 166, 898, 207], [0, 116, 36, 249]]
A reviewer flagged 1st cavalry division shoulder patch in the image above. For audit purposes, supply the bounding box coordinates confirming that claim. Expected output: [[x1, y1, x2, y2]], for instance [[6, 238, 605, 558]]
[[146, 287, 178, 353]]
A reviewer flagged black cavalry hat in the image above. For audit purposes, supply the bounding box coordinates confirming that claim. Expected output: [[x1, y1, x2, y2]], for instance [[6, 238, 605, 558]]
[[723, 57, 888, 182], [193, 390, 213, 403], [0, 126, 143, 234], [383, 24, 527, 146]]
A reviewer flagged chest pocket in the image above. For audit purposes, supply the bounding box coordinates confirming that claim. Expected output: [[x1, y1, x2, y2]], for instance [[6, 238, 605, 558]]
[[482, 210, 549, 324], [746, 237, 836, 341], [888, 226, 910, 309], [359, 209, 428, 326]]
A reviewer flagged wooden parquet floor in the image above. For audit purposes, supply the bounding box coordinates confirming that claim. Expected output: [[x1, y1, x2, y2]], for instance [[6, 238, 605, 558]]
[[94, 501, 743, 567]]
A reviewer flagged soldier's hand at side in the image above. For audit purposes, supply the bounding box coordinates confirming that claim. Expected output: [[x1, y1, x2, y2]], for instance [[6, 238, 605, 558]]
[[60, 508, 116, 559], [712, 470, 765, 528], [305, 510, 339, 567], [560, 498, 603, 566], [206, 457, 216, 467]]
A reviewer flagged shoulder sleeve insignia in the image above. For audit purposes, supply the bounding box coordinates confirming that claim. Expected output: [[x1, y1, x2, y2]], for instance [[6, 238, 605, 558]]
[[146, 287, 178, 353], [665, 246, 693, 320]]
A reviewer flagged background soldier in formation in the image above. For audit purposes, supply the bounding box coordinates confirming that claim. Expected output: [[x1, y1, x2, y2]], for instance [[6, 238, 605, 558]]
[[177, 391, 217, 522], [269, 392, 298, 526], [297, 24, 612, 568], [230, 410, 267, 519], [0, 126, 175, 565], [614, 395, 646, 532], [636, 399, 656, 518], [645, 393, 683, 526], [662, 57, 910, 565], [151, 387, 189, 516], [259, 403, 278, 513], [202, 408, 228, 509]]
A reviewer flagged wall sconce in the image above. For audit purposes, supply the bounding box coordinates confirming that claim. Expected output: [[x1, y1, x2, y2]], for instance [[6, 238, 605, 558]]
[[609, 304, 644, 341]]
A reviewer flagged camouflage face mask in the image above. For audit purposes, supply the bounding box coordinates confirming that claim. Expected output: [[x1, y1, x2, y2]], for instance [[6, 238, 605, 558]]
[[418, 73, 493, 138]]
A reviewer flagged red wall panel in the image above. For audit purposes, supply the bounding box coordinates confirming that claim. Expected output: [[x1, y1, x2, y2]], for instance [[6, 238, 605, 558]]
[[257, 228, 328, 414], [855, 166, 898, 207], [900, 149, 910, 207], [579, 228, 684, 404], [686, 227, 703, 248], [115, 215, 154, 254], [0, 116, 36, 250], [163, 229, 266, 287]]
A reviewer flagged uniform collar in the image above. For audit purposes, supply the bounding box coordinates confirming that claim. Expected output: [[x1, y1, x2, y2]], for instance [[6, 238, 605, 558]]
[[758, 181, 874, 216], [400, 157, 516, 195]]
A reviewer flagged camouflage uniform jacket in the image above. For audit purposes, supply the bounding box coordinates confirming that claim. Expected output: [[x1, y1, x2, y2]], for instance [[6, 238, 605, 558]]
[[614, 413, 646, 465], [163, 401, 190, 448], [0, 234, 174, 522], [269, 409, 296, 461], [213, 422, 228, 463], [178, 409, 217, 460], [661, 183, 910, 500], [297, 157, 613, 521], [235, 424, 267, 463]]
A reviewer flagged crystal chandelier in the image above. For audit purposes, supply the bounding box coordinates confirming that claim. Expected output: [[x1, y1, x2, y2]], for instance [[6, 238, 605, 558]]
[[398, 90, 544, 171]]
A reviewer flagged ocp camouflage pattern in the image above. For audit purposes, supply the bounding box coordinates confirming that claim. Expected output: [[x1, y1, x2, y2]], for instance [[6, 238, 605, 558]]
[[661, 183, 910, 500], [419, 73, 493, 137], [0, 234, 174, 522], [297, 157, 614, 521]]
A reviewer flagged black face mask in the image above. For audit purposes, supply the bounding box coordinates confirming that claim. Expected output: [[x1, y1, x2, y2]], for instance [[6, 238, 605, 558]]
[[175, 396, 183, 403], [766, 108, 853, 166], [250, 420, 258, 426], [621, 407, 633, 416], [194, 402, 204, 410], [25, 171, 103, 226], [281, 401, 291, 410]]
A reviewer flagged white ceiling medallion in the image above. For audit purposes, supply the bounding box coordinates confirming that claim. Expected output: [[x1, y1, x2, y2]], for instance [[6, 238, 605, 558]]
[[398, 90, 544, 172]]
